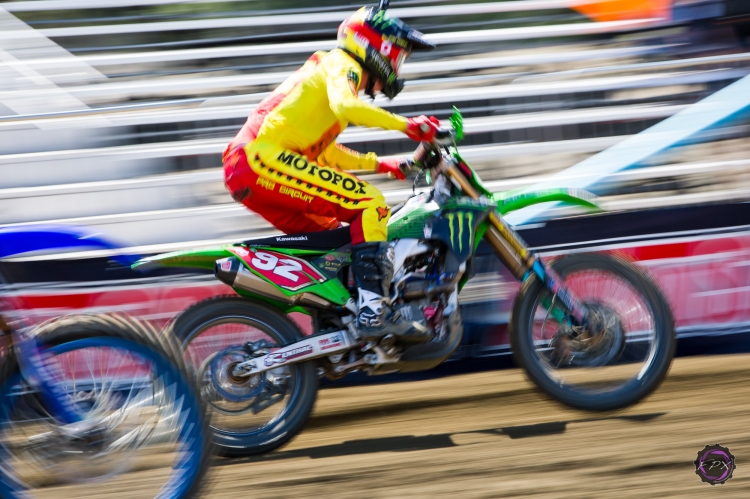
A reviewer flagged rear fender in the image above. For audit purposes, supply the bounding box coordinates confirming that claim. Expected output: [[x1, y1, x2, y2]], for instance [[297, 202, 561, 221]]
[[131, 246, 233, 271]]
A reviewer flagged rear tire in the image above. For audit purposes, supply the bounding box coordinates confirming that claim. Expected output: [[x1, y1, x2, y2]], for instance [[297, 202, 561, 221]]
[[168, 296, 318, 457], [510, 253, 675, 411]]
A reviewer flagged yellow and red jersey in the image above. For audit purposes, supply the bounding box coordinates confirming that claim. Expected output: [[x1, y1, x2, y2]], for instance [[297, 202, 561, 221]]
[[225, 49, 408, 172]]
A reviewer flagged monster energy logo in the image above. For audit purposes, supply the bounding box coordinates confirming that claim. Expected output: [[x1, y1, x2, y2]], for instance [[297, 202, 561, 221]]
[[445, 211, 474, 252], [370, 10, 393, 29]]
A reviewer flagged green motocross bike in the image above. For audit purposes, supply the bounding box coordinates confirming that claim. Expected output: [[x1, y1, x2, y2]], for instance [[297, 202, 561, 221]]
[[134, 109, 675, 457]]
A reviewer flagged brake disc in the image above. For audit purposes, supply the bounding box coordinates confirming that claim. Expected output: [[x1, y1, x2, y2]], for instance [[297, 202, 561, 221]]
[[195, 349, 264, 416], [550, 304, 625, 367]]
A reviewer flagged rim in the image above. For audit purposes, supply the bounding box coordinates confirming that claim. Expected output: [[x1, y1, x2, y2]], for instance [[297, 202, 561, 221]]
[[183, 315, 298, 437], [0, 337, 202, 498], [530, 267, 659, 395]]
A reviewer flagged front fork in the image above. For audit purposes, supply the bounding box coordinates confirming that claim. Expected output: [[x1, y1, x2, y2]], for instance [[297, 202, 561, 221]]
[[483, 212, 588, 324], [442, 163, 588, 324]]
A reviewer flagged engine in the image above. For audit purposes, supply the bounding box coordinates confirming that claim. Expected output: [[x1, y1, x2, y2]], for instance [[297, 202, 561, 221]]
[[391, 243, 461, 341]]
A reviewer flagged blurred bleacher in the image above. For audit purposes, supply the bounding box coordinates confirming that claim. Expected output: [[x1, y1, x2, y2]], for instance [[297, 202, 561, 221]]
[[1, 0, 749, 249]]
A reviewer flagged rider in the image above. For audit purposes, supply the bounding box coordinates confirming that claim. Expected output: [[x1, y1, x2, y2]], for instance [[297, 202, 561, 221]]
[[223, 5, 439, 343]]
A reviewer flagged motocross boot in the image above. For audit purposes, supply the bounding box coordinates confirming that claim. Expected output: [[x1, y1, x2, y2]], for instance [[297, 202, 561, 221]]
[[351, 242, 432, 344]]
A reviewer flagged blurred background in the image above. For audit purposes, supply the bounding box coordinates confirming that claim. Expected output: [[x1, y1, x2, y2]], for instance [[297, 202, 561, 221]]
[[0, 0, 748, 246], [3, 1, 750, 497], [3, 0, 750, 352]]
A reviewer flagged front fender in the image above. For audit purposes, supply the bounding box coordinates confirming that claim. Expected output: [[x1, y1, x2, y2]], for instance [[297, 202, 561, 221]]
[[131, 246, 233, 271], [493, 188, 601, 215]]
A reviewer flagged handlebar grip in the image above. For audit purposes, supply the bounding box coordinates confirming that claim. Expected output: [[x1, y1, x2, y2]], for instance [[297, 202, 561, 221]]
[[434, 128, 453, 140]]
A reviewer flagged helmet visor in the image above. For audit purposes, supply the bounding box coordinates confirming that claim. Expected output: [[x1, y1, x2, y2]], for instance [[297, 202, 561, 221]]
[[394, 49, 409, 76]]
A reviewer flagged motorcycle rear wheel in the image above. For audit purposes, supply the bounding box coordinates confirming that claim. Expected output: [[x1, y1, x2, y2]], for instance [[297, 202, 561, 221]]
[[168, 296, 318, 457], [510, 253, 675, 411]]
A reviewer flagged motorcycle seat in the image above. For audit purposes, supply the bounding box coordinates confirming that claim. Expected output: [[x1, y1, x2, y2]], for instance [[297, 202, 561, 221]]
[[240, 226, 352, 250]]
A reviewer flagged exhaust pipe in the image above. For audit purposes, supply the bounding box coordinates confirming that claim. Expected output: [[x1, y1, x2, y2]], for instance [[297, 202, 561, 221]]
[[215, 257, 333, 308]]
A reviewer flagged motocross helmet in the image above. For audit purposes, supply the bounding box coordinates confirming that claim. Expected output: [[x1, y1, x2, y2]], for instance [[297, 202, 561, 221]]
[[336, 3, 435, 99]]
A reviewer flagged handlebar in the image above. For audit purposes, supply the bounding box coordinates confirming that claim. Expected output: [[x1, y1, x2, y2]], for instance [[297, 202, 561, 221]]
[[388, 126, 457, 179], [433, 127, 455, 144], [407, 126, 456, 171], [412, 142, 430, 166]]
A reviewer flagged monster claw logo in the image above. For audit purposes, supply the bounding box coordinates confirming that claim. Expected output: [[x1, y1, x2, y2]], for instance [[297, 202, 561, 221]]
[[694, 444, 735, 485], [377, 206, 390, 221], [445, 211, 474, 253], [347, 69, 360, 95], [370, 9, 394, 29]]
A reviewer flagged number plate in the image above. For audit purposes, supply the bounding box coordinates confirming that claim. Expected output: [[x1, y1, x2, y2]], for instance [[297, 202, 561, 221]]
[[228, 247, 327, 291]]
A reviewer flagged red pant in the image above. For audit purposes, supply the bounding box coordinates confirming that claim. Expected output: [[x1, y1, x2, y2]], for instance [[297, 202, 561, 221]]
[[224, 142, 390, 245]]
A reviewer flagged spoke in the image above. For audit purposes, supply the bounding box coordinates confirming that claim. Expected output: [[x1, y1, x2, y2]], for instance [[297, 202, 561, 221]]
[[0, 339, 194, 495], [186, 316, 295, 434]]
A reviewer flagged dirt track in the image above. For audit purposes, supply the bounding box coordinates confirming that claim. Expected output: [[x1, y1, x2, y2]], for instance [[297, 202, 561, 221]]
[[200, 354, 750, 498]]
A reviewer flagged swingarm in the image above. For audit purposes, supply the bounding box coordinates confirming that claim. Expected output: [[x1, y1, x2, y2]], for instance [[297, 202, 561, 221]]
[[230, 330, 356, 377]]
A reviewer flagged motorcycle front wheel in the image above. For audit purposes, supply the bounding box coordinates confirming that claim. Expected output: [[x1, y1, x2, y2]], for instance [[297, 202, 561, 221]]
[[0, 314, 212, 499], [510, 253, 675, 411]]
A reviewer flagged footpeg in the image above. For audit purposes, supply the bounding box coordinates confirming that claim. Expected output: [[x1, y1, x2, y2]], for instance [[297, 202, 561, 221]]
[[380, 334, 397, 349], [244, 338, 275, 357], [379, 334, 400, 356]]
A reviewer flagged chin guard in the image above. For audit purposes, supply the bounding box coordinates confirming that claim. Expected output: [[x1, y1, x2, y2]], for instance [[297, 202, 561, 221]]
[[383, 78, 405, 100], [365, 77, 376, 100], [366, 76, 405, 100]]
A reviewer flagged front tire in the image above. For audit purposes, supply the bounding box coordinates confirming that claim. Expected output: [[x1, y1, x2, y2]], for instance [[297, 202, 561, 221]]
[[168, 296, 318, 457], [510, 253, 675, 411], [0, 314, 212, 499]]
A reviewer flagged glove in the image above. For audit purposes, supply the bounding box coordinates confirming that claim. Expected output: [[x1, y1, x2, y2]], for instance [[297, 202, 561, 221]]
[[377, 157, 410, 181], [405, 115, 440, 143]]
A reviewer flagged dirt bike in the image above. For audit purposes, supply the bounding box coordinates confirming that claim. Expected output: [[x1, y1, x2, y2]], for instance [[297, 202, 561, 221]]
[[0, 308, 212, 498], [134, 108, 675, 457], [0, 226, 212, 498]]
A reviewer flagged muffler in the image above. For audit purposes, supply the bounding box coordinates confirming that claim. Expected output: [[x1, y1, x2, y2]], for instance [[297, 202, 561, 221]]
[[215, 257, 333, 308]]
